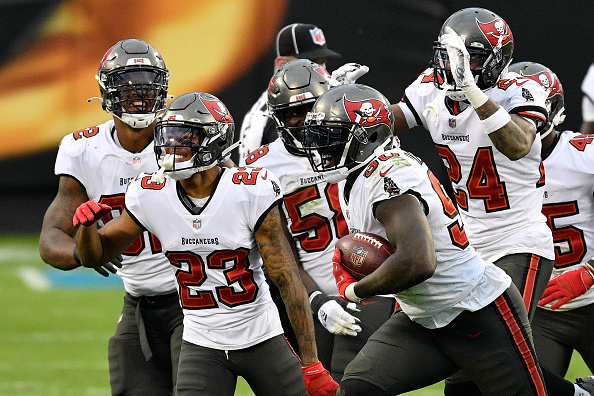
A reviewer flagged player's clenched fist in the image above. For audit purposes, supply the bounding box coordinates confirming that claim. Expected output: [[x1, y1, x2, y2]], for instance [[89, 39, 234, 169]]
[[73, 200, 112, 227]]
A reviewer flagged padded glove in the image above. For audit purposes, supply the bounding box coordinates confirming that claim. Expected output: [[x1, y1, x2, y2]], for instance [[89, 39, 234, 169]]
[[310, 291, 361, 337], [439, 27, 488, 108], [539, 264, 594, 310], [73, 200, 112, 227], [332, 248, 361, 303], [329, 63, 369, 87], [302, 361, 339, 396]]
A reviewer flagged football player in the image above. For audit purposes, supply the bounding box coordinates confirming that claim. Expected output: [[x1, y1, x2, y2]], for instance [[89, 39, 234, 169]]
[[39, 39, 184, 395], [387, 7, 576, 395], [508, 62, 594, 377], [241, 59, 395, 381], [237, 22, 341, 163], [301, 83, 546, 395], [71, 92, 337, 396]]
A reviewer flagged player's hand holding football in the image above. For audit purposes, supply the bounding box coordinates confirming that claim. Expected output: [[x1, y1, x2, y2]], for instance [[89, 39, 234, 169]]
[[539, 263, 594, 310], [310, 291, 361, 337], [302, 361, 339, 396], [73, 200, 112, 227], [332, 248, 362, 303]]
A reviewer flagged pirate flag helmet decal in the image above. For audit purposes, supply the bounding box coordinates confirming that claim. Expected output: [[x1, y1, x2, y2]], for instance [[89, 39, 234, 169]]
[[303, 84, 394, 183]]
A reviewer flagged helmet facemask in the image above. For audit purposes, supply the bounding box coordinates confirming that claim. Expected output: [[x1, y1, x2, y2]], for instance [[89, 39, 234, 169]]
[[304, 117, 391, 183], [270, 102, 314, 156], [431, 8, 514, 100], [154, 120, 234, 181], [99, 68, 169, 128]]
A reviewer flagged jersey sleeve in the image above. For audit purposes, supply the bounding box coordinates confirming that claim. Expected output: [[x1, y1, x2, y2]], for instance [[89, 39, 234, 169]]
[[240, 167, 284, 232], [498, 75, 548, 130], [401, 68, 439, 130], [54, 132, 87, 184], [366, 153, 426, 219], [124, 172, 153, 231]]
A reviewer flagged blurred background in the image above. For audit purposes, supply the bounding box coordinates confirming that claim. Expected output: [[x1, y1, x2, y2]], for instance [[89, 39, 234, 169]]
[[1, 0, 592, 234]]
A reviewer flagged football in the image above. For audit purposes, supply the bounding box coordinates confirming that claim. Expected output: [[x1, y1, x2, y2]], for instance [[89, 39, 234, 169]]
[[335, 232, 396, 280]]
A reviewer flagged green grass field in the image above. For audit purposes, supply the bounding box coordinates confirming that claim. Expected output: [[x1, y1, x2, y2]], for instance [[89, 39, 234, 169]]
[[0, 234, 589, 395]]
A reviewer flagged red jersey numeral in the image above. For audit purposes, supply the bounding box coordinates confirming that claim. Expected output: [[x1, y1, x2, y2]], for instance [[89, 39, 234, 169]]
[[542, 201, 587, 268], [436, 145, 509, 213], [167, 248, 258, 309], [73, 126, 99, 140], [98, 194, 162, 255], [283, 184, 348, 253]]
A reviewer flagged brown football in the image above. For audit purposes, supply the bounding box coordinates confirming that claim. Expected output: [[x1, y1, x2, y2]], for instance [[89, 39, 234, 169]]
[[335, 232, 396, 280]]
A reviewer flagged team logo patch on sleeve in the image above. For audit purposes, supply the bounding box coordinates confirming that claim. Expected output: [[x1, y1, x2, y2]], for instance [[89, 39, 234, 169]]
[[521, 87, 534, 102], [383, 177, 401, 197], [271, 180, 281, 197]]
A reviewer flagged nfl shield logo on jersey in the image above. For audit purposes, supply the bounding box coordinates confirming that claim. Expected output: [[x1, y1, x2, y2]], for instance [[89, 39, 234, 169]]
[[193, 219, 201, 229], [309, 28, 326, 46], [350, 247, 367, 267], [449, 118, 456, 128], [133, 156, 142, 167]]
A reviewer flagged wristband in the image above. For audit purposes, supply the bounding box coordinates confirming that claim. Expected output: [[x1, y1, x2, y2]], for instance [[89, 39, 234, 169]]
[[308, 290, 322, 304], [73, 246, 82, 266], [480, 107, 512, 135], [462, 84, 489, 109], [344, 283, 362, 303]]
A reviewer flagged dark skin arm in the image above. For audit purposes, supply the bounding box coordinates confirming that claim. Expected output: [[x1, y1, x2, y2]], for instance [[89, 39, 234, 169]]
[[75, 209, 143, 268], [39, 175, 90, 270], [475, 101, 536, 160], [255, 205, 318, 366], [352, 194, 437, 297]]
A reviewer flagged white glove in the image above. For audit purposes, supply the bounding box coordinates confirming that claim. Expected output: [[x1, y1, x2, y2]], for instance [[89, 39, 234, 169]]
[[310, 292, 362, 337], [439, 27, 474, 89], [439, 27, 488, 108], [329, 63, 370, 88]]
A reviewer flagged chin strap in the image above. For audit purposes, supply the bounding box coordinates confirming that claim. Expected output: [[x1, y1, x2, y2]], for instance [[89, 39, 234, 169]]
[[155, 154, 174, 183], [423, 89, 447, 122]]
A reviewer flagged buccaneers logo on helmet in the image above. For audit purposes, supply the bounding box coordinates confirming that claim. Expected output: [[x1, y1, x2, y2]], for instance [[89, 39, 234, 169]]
[[477, 19, 513, 47], [344, 97, 392, 128], [202, 99, 233, 123]]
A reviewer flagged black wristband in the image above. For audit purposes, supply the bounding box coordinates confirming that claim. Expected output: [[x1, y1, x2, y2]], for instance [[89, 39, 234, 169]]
[[73, 246, 82, 266]]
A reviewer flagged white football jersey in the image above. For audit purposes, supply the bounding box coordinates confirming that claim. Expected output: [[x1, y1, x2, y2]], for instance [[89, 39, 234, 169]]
[[541, 131, 594, 311], [125, 167, 285, 350], [240, 140, 349, 295], [238, 90, 269, 161], [55, 120, 176, 297], [344, 148, 511, 329], [399, 69, 554, 262]]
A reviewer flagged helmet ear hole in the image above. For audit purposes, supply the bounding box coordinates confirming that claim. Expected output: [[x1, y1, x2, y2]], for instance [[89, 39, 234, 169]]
[[369, 132, 378, 143]]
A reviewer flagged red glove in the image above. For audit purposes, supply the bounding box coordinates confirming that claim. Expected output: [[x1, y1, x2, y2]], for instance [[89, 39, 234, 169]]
[[332, 248, 358, 298], [302, 361, 338, 396], [538, 264, 594, 310], [73, 200, 112, 227]]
